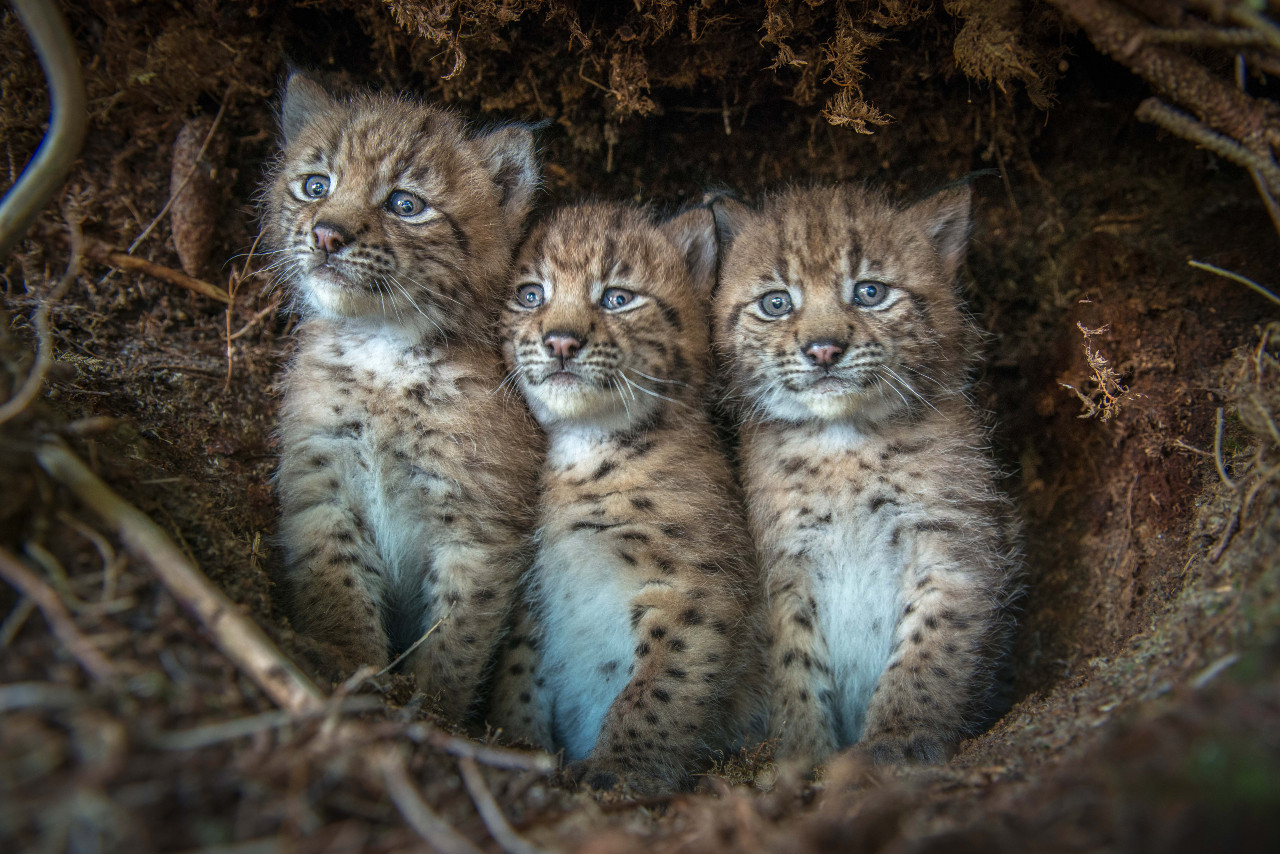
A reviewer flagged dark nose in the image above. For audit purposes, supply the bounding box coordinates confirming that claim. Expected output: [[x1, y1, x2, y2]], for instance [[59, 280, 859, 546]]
[[313, 222, 350, 254], [544, 331, 583, 363], [804, 339, 845, 368]]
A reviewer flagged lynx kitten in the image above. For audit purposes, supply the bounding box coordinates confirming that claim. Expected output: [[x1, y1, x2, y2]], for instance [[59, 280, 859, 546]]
[[263, 73, 542, 719], [712, 184, 1018, 766], [489, 203, 757, 793]]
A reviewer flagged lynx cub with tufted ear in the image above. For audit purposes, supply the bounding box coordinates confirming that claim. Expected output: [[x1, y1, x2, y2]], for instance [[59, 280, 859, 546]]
[[263, 73, 542, 720], [712, 184, 1019, 768], [489, 203, 758, 794]]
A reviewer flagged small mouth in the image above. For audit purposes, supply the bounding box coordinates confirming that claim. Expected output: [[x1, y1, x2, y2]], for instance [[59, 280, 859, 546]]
[[810, 375, 850, 394], [544, 370, 582, 387]]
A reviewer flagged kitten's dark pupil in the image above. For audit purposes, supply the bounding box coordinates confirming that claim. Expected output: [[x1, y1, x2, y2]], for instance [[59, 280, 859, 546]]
[[855, 282, 886, 306], [602, 288, 633, 309], [518, 284, 543, 306], [305, 175, 328, 198], [762, 292, 790, 316]]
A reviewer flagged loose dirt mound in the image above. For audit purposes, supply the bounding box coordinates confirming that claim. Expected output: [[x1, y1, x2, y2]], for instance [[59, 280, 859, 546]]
[[2, 2, 1279, 851]]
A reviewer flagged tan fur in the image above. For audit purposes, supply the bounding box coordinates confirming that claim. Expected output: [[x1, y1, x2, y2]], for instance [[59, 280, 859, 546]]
[[712, 184, 1018, 767], [264, 74, 542, 720], [488, 203, 758, 793]]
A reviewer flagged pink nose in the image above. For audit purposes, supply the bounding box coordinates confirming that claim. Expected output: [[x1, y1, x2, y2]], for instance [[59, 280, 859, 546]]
[[313, 222, 347, 254], [804, 341, 845, 367], [544, 332, 582, 362]]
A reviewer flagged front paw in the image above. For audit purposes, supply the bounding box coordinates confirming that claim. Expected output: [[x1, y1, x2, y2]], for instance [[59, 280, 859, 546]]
[[566, 759, 672, 796], [857, 731, 953, 765]]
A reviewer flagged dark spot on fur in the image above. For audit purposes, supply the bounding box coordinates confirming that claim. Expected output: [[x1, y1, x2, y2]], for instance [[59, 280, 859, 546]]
[[680, 608, 703, 626]]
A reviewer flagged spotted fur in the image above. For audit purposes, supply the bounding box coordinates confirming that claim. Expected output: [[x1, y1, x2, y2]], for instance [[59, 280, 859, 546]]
[[712, 184, 1019, 767], [488, 203, 758, 794], [264, 73, 542, 720]]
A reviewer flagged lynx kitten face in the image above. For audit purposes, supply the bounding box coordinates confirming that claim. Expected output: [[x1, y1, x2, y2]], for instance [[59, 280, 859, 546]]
[[264, 75, 536, 336], [490, 203, 758, 794], [714, 184, 1017, 768], [503, 204, 711, 430], [715, 184, 977, 425], [265, 74, 542, 721]]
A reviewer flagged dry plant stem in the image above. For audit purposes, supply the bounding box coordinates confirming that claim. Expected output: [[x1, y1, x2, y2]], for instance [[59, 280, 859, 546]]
[[376, 748, 484, 854], [416, 727, 557, 773], [35, 440, 327, 716], [1249, 169, 1280, 240], [374, 604, 452, 678], [228, 298, 281, 341], [127, 95, 229, 255], [0, 216, 81, 427], [0, 545, 115, 683], [1135, 99, 1280, 197], [1188, 259, 1280, 308], [1214, 407, 1236, 490], [1049, 0, 1277, 146], [458, 756, 551, 854], [87, 242, 232, 303], [0, 598, 37, 647]]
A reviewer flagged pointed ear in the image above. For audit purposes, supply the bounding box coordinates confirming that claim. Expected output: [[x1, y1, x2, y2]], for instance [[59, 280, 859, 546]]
[[660, 206, 719, 298], [910, 184, 972, 276], [474, 124, 539, 226], [707, 195, 751, 254], [280, 72, 334, 145]]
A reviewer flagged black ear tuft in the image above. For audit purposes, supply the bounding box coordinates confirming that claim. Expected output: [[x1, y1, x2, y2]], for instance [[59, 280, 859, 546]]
[[280, 72, 335, 145], [474, 124, 539, 226]]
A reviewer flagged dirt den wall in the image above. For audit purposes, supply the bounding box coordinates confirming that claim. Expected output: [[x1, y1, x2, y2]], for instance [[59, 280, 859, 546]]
[[1, 1, 1279, 852]]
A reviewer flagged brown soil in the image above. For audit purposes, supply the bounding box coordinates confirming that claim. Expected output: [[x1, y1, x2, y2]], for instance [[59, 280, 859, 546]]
[[2, 2, 1279, 852]]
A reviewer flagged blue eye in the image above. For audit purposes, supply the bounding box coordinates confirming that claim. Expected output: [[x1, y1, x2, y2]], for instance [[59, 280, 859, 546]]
[[601, 288, 635, 310], [853, 281, 889, 307], [759, 291, 793, 317], [301, 174, 329, 199], [387, 190, 429, 219], [516, 283, 545, 308]]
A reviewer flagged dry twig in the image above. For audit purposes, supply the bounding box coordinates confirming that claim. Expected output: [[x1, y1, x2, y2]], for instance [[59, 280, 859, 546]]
[[1188, 259, 1280, 308], [459, 756, 551, 854], [377, 748, 483, 854], [86, 241, 232, 303], [35, 440, 326, 716], [0, 545, 115, 683], [127, 94, 230, 255], [0, 214, 81, 427], [409, 724, 558, 773]]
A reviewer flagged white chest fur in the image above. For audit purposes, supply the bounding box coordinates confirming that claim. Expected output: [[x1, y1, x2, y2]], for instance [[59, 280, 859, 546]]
[[531, 534, 636, 760], [773, 424, 909, 745], [531, 428, 639, 760], [800, 505, 903, 745]]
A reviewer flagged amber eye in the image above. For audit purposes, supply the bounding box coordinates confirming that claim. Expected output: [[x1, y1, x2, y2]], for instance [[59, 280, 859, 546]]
[[301, 174, 330, 199], [853, 281, 889, 307], [600, 288, 635, 311], [759, 290, 793, 318], [387, 190, 430, 219], [516, 283, 545, 308]]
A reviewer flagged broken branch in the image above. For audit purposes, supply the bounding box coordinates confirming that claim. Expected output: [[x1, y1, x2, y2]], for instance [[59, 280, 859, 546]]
[[0, 545, 115, 684], [35, 440, 325, 716], [86, 241, 232, 303]]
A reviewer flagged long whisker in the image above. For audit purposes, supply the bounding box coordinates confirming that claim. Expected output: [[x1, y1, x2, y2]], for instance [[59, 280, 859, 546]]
[[620, 370, 683, 406], [629, 368, 684, 386]]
